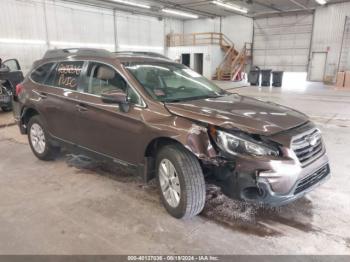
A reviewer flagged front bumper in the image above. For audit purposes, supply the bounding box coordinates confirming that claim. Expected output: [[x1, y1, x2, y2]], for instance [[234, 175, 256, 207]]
[[257, 160, 330, 206], [215, 148, 330, 206], [0, 95, 12, 108]]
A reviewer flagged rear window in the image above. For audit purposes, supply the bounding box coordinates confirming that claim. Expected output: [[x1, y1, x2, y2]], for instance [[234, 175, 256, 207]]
[[30, 63, 55, 84], [50, 61, 84, 90]]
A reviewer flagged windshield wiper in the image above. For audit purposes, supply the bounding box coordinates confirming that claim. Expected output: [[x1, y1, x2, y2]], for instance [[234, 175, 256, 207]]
[[164, 94, 223, 103]]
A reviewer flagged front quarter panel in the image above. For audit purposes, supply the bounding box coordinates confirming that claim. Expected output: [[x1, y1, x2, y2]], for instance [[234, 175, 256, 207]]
[[141, 108, 219, 165]]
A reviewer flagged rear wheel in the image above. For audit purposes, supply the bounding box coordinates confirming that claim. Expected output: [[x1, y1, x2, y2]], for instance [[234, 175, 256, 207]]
[[156, 145, 206, 219], [28, 115, 60, 161]]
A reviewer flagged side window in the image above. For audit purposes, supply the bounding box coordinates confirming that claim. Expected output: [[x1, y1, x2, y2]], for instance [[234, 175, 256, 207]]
[[3, 59, 21, 71], [52, 61, 84, 90], [31, 63, 55, 84], [84, 62, 140, 104]]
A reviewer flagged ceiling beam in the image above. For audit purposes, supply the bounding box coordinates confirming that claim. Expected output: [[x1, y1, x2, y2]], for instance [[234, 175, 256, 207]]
[[147, 0, 220, 18], [253, 0, 285, 12], [288, 0, 309, 10]]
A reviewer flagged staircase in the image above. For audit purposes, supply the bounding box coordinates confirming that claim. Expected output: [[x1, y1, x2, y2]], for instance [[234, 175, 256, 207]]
[[213, 41, 252, 81], [166, 32, 252, 81]]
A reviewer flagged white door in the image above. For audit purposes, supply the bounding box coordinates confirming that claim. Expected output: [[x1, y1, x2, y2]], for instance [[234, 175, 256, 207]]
[[309, 52, 327, 81], [254, 14, 313, 72]]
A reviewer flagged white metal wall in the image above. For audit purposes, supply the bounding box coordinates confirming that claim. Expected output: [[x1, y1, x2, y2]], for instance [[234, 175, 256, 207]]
[[116, 12, 165, 52], [0, 0, 47, 72], [222, 15, 253, 50], [184, 16, 253, 50], [184, 18, 221, 34], [0, 0, 182, 73], [311, 2, 350, 81], [45, 1, 115, 50], [253, 14, 313, 72]]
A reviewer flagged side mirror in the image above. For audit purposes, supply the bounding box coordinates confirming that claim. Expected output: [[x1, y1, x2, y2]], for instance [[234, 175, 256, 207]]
[[101, 90, 128, 104], [101, 90, 130, 112]]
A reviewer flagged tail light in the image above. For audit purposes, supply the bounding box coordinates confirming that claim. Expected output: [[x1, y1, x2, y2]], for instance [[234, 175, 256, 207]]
[[16, 83, 24, 96]]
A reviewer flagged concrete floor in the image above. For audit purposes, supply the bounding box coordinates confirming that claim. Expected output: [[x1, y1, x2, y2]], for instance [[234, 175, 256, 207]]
[[0, 82, 350, 255]]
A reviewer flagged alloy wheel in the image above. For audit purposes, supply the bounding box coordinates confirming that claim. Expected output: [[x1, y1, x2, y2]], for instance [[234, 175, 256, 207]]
[[158, 159, 181, 208], [30, 123, 46, 154]]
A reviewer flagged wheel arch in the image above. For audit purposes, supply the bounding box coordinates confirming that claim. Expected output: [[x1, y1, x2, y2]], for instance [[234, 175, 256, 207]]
[[143, 136, 195, 183], [20, 107, 40, 134]]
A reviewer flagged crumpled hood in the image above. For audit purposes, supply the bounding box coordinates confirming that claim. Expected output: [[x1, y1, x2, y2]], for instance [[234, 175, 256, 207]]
[[165, 94, 309, 135]]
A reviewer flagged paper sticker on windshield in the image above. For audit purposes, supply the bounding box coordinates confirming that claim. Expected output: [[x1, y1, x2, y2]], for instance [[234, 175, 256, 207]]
[[183, 69, 201, 78], [154, 89, 166, 97]]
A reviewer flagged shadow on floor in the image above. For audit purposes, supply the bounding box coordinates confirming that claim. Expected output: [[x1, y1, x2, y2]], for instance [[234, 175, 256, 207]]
[[65, 154, 317, 238]]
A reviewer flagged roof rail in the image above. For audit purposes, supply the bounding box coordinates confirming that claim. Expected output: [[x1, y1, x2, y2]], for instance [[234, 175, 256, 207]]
[[43, 48, 114, 60], [114, 51, 170, 60]]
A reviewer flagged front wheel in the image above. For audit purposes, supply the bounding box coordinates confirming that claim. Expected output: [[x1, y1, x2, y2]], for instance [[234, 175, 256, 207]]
[[156, 145, 206, 219], [27, 115, 60, 161]]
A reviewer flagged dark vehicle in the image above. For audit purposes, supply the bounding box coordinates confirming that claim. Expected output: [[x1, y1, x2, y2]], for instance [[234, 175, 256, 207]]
[[0, 59, 23, 112], [13, 49, 330, 219]]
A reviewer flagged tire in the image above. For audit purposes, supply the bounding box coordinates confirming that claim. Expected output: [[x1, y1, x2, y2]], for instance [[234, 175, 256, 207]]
[[1, 106, 12, 112], [156, 144, 206, 219], [27, 115, 60, 161]]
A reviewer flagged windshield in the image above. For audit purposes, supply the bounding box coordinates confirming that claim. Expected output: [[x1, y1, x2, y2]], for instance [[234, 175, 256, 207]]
[[124, 62, 226, 102]]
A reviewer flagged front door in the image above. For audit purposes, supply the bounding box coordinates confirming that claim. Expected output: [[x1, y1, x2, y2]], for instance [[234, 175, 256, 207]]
[[309, 52, 327, 82], [1, 59, 24, 113], [74, 61, 146, 165]]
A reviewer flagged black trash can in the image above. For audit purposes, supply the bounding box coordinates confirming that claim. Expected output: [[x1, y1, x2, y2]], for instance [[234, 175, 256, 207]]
[[261, 69, 272, 87], [272, 71, 284, 87], [248, 68, 260, 86]]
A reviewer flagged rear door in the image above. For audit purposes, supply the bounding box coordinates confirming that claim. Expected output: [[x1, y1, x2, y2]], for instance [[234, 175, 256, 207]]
[[34, 60, 86, 143]]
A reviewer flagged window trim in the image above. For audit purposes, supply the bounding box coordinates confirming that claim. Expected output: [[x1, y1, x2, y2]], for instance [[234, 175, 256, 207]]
[[78, 60, 146, 108], [29, 59, 146, 108], [29, 62, 57, 85]]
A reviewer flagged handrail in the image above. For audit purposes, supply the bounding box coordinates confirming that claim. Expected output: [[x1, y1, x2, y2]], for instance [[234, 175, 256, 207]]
[[166, 32, 252, 81], [166, 32, 233, 47], [217, 45, 235, 79], [229, 43, 252, 79]]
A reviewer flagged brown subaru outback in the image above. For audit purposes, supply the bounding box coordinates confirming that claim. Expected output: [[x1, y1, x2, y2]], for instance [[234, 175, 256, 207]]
[[13, 49, 330, 219]]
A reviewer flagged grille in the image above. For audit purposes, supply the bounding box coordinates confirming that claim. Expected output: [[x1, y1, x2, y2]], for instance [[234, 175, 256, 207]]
[[291, 128, 324, 166], [294, 164, 330, 194]]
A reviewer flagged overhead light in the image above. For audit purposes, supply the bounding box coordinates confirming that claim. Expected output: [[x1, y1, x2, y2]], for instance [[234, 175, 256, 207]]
[[315, 0, 327, 5], [111, 0, 150, 9], [162, 8, 199, 19], [212, 0, 248, 14], [0, 38, 46, 45]]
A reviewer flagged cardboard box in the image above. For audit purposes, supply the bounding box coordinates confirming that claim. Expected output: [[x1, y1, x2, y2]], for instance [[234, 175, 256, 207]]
[[336, 72, 345, 88]]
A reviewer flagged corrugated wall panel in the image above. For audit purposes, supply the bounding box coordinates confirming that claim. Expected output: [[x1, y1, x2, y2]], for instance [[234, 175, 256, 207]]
[[311, 2, 350, 80], [0, 0, 47, 72], [184, 18, 221, 34], [116, 12, 165, 53], [0, 0, 181, 72], [45, 1, 115, 50], [164, 18, 184, 35]]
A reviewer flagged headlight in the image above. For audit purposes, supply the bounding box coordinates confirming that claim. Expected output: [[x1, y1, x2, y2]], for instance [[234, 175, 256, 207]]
[[216, 130, 279, 157]]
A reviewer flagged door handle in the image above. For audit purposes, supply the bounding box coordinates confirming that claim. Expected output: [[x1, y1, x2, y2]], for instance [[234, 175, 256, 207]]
[[76, 104, 88, 112]]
